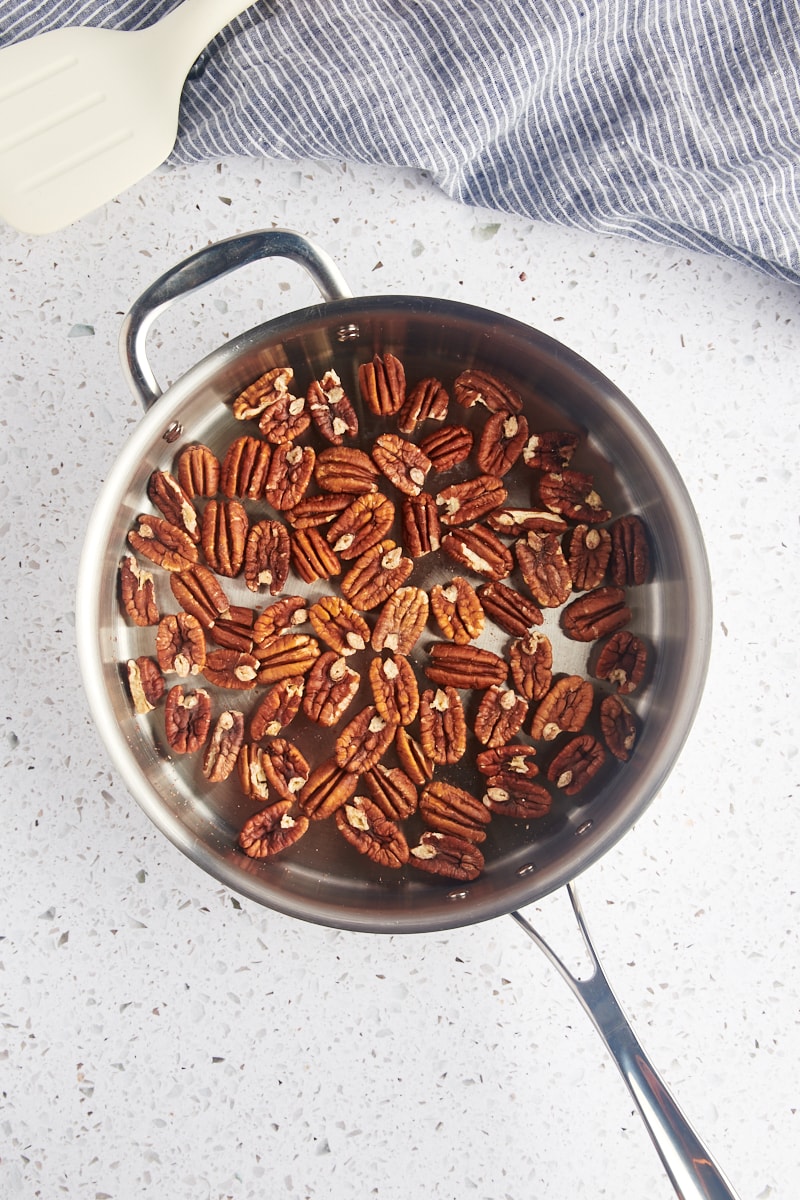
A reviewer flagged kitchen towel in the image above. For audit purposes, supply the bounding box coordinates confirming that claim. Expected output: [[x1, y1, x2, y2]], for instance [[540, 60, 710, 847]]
[[2, 0, 799, 285]]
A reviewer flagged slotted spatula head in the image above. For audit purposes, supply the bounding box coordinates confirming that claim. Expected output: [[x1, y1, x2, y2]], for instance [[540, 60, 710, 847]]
[[0, 2, 257, 235]]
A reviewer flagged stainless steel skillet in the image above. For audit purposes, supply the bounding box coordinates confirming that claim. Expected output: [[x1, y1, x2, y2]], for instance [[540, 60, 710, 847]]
[[76, 229, 739, 1200]]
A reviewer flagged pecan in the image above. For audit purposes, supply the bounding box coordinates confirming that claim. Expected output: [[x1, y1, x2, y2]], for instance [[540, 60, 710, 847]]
[[546, 734, 606, 795], [396, 376, 449, 433], [155, 612, 206, 677], [212, 609, 259, 655], [263, 442, 315, 510], [290, 526, 342, 584], [441, 523, 514, 581], [260, 737, 311, 801], [232, 366, 295, 421], [436, 475, 508, 526], [487, 507, 569, 537], [253, 595, 308, 643], [128, 514, 198, 573], [522, 430, 580, 472], [220, 435, 272, 500], [476, 743, 539, 779], [334, 705, 397, 773], [210, 605, 256, 652], [561, 586, 631, 642], [170, 565, 231, 628], [176, 443, 220, 499], [326, 492, 395, 559], [475, 412, 529, 476], [401, 492, 442, 558], [425, 642, 508, 690], [284, 492, 351, 529], [473, 686, 528, 747], [254, 633, 320, 684], [430, 577, 484, 644], [599, 694, 638, 761], [258, 391, 310, 443], [249, 676, 305, 740], [147, 470, 199, 542], [340, 541, 413, 611], [314, 446, 379, 494], [593, 630, 648, 694], [609, 515, 651, 586], [237, 742, 271, 800], [202, 709, 245, 782], [200, 499, 248, 578], [369, 654, 419, 726], [419, 424, 473, 472], [203, 648, 259, 690], [371, 586, 430, 655], [371, 433, 431, 496], [418, 686, 467, 764], [307, 369, 359, 444], [298, 758, 359, 820], [335, 796, 410, 869], [409, 832, 484, 881], [482, 776, 552, 819], [238, 801, 309, 858], [302, 651, 360, 726], [419, 780, 491, 843], [119, 555, 159, 626], [394, 726, 435, 787], [164, 685, 211, 754], [200, 607, 245, 655], [509, 630, 553, 701], [530, 675, 594, 741], [539, 470, 611, 524], [515, 531, 572, 608], [126, 656, 164, 715], [363, 764, 419, 820], [453, 368, 522, 414], [308, 594, 370, 655], [477, 581, 543, 637], [568, 524, 612, 591], [244, 519, 291, 594], [359, 352, 406, 416]]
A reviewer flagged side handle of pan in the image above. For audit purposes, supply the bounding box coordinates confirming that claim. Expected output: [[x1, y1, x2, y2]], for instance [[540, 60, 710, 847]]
[[511, 888, 741, 1200], [119, 229, 354, 409]]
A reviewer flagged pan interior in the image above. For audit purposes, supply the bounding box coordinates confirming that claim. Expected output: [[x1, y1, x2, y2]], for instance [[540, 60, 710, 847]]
[[77, 296, 711, 933]]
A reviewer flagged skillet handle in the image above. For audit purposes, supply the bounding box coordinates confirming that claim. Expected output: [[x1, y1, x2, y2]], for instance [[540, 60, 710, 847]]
[[119, 228, 354, 409], [511, 888, 742, 1200]]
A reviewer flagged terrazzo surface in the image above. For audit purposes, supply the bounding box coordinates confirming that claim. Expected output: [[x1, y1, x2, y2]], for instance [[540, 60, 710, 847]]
[[1, 155, 799, 1200]]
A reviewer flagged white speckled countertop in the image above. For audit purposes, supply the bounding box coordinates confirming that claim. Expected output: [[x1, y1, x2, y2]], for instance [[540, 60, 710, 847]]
[[2, 156, 798, 1200]]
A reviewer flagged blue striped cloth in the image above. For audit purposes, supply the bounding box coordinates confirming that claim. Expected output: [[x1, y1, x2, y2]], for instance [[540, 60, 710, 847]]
[[3, 0, 799, 284]]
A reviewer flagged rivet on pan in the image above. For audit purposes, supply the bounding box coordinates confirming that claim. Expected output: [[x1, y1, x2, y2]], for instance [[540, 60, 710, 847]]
[[336, 323, 360, 342], [517, 862, 536, 877], [446, 889, 469, 902], [575, 820, 594, 836], [163, 421, 183, 443]]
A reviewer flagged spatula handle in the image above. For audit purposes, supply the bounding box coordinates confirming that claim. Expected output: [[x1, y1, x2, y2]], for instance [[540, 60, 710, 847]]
[[147, 0, 260, 74]]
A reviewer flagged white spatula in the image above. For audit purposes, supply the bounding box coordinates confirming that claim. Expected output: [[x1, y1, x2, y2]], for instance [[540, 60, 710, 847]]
[[0, 0, 259, 235]]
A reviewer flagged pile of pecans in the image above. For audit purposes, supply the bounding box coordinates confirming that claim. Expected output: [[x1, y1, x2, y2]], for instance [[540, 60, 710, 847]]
[[120, 354, 651, 883]]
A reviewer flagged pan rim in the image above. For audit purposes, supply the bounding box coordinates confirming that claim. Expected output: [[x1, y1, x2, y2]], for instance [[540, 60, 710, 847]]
[[76, 293, 713, 933]]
